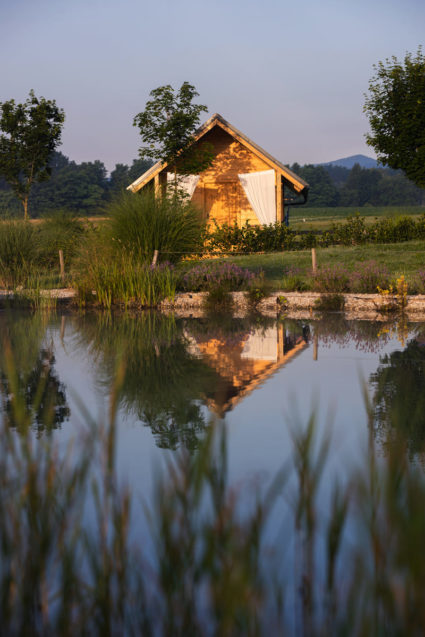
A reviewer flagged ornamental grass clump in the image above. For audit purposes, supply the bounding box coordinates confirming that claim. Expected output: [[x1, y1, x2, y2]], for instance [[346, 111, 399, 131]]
[[0, 220, 38, 287], [181, 262, 255, 292], [312, 264, 350, 293], [76, 240, 176, 309], [349, 260, 390, 293], [107, 191, 205, 264], [36, 212, 85, 269]]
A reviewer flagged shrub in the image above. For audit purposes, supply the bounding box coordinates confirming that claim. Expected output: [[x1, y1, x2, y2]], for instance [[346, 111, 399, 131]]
[[371, 215, 421, 243], [107, 191, 205, 264], [314, 293, 345, 311], [206, 220, 297, 253], [331, 214, 368, 245], [349, 260, 390, 293], [203, 285, 234, 312], [181, 261, 255, 292], [245, 271, 273, 307], [312, 264, 350, 293], [281, 266, 309, 291], [0, 220, 38, 287]]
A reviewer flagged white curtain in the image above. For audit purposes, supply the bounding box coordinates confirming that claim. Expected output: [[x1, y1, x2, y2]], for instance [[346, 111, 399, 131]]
[[167, 173, 200, 199], [238, 169, 276, 225], [241, 327, 278, 361]]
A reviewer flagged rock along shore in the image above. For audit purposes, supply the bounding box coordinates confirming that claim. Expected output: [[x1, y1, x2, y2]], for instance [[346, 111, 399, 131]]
[[2, 289, 425, 321]]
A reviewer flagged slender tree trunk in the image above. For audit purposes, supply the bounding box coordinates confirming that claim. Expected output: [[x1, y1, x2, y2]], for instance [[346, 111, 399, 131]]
[[23, 197, 29, 221]]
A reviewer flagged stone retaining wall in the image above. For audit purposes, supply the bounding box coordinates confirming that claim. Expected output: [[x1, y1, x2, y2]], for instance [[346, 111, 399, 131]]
[[2, 288, 425, 321], [160, 291, 425, 320]]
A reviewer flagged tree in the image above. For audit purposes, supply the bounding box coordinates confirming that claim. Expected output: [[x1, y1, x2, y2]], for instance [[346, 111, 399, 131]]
[[339, 163, 382, 206], [109, 158, 153, 197], [133, 82, 214, 182], [291, 164, 339, 207], [364, 48, 425, 188], [0, 90, 65, 219]]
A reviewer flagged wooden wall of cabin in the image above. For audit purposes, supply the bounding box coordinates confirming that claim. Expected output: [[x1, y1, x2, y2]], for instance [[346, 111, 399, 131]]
[[187, 127, 273, 227]]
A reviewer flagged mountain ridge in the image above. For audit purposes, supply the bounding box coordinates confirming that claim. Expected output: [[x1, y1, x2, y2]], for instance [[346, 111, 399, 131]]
[[319, 154, 379, 169]]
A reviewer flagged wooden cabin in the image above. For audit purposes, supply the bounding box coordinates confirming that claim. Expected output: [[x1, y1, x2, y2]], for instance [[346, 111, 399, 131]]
[[127, 113, 309, 226]]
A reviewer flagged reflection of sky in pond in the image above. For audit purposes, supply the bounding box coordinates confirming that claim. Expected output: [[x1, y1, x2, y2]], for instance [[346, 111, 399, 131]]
[[2, 310, 424, 628], [39, 313, 423, 497]]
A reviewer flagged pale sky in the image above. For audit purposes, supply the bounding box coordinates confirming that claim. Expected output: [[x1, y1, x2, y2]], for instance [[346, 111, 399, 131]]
[[1, 0, 424, 172]]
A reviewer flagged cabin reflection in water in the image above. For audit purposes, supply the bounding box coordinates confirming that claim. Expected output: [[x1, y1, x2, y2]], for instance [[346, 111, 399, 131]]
[[185, 324, 309, 417]]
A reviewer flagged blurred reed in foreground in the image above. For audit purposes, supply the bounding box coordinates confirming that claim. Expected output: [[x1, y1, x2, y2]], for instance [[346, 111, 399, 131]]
[[1, 338, 425, 636]]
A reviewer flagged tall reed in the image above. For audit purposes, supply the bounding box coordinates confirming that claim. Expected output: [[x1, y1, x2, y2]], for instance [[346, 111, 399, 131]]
[[76, 242, 177, 308]]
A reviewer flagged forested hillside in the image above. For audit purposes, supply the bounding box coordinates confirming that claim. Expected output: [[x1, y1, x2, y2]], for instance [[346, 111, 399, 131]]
[[0, 152, 423, 217], [290, 163, 425, 208], [0, 153, 152, 217]]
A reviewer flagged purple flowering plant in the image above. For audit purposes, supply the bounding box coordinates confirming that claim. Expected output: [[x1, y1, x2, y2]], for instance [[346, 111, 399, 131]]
[[181, 262, 255, 292], [312, 264, 351, 293], [349, 260, 390, 293], [416, 269, 425, 294]]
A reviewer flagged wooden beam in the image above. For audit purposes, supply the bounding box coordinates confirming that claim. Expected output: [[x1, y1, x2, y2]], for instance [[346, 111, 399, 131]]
[[275, 172, 283, 222], [154, 173, 160, 196]]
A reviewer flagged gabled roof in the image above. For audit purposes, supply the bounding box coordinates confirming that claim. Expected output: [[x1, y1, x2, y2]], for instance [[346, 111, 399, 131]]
[[127, 113, 309, 194]]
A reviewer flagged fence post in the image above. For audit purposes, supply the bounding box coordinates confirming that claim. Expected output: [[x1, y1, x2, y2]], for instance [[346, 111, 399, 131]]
[[59, 250, 65, 282], [311, 248, 317, 273], [151, 250, 159, 267]]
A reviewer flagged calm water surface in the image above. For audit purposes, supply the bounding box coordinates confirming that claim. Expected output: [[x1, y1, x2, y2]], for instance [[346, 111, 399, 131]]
[[2, 309, 424, 493], [2, 309, 425, 631]]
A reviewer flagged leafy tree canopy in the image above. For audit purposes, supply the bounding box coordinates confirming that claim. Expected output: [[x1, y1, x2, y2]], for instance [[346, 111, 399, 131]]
[[0, 90, 65, 219], [364, 48, 425, 188], [133, 82, 214, 176]]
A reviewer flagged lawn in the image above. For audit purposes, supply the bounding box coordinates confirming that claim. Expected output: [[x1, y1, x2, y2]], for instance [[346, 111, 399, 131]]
[[203, 240, 425, 290], [290, 205, 425, 231]]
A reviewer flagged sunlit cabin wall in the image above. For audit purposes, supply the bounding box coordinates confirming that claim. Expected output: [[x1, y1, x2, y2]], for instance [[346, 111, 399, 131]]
[[172, 127, 275, 227]]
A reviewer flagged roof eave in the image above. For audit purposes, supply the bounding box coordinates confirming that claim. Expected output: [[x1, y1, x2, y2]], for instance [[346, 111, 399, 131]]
[[127, 113, 309, 194]]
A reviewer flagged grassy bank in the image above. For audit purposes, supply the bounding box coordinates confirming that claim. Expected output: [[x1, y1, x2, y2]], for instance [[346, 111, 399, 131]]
[[1, 197, 425, 305], [207, 240, 425, 290]]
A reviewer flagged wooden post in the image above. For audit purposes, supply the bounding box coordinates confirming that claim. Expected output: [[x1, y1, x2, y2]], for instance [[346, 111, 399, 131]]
[[313, 331, 318, 361], [275, 173, 283, 223], [311, 248, 317, 273], [60, 315, 66, 341], [59, 249, 65, 282], [151, 250, 159, 266]]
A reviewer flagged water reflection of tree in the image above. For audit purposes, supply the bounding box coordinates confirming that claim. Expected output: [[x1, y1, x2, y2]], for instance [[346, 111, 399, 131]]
[[75, 312, 220, 451], [370, 336, 425, 457], [0, 313, 70, 434], [1, 349, 70, 434]]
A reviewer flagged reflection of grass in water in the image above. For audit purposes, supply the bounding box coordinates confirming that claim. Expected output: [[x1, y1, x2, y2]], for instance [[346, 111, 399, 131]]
[[76, 311, 220, 450], [0, 310, 47, 374]]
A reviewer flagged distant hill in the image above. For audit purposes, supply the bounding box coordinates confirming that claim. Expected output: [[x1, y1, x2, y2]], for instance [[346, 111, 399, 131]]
[[320, 154, 379, 169]]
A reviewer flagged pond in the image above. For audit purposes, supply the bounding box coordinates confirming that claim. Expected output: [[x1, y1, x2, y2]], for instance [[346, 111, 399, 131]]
[[1, 308, 425, 633]]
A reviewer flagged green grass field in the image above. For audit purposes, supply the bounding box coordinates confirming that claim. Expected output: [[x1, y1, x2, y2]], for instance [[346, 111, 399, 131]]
[[206, 240, 425, 290], [290, 205, 425, 231]]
